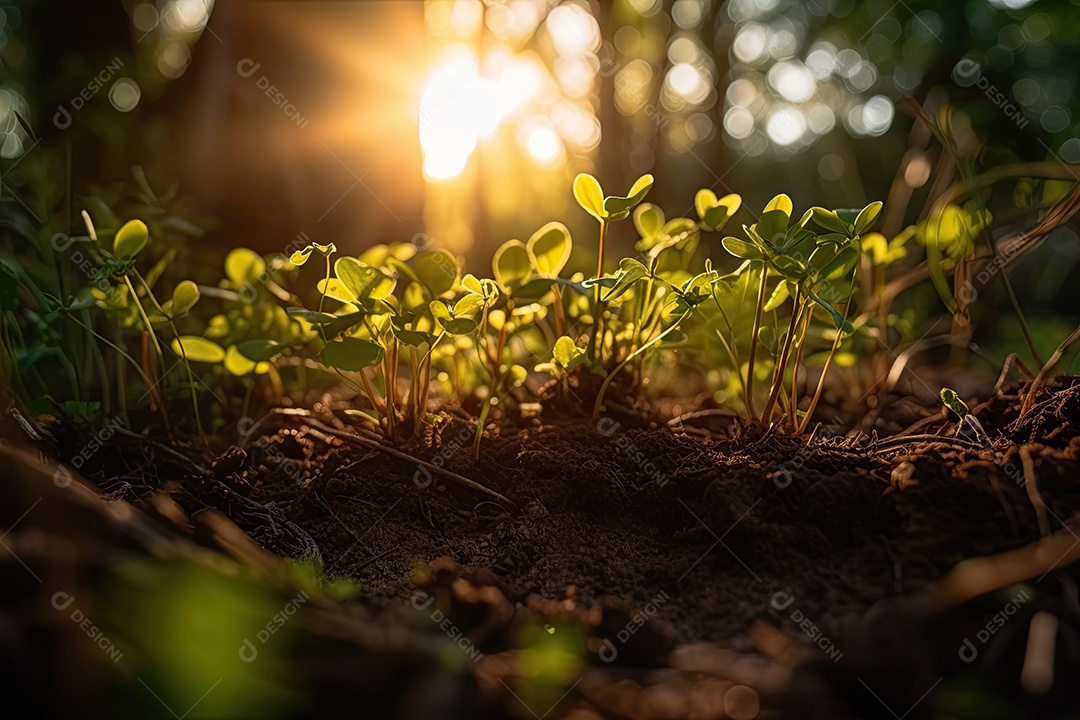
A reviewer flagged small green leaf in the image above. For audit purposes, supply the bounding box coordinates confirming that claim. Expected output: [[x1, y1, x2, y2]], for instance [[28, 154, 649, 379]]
[[809, 207, 850, 235], [392, 325, 430, 347], [225, 248, 266, 287], [553, 336, 585, 369], [236, 339, 283, 362], [171, 335, 226, 363], [527, 222, 572, 276], [816, 246, 860, 281], [601, 258, 649, 302], [755, 210, 790, 250], [321, 312, 369, 338], [695, 190, 742, 231], [512, 277, 556, 301], [321, 337, 384, 371], [286, 307, 340, 323], [114, 219, 149, 260], [721, 236, 761, 260], [493, 239, 532, 290], [763, 280, 791, 312], [807, 290, 854, 334], [763, 194, 793, 218], [414, 249, 458, 296], [573, 173, 605, 221], [336, 257, 396, 301], [940, 387, 969, 417], [170, 280, 200, 316], [224, 345, 259, 376], [289, 246, 314, 266], [603, 173, 654, 218], [634, 204, 665, 239], [854, 201, 883, 235], [442, 317, 477, 334]]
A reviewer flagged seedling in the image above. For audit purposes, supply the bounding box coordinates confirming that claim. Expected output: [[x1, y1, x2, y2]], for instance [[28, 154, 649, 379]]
[[722, 196, 880, 427], [573, 172, 653, 363], [106, 218, 209, 442], [941, 387, 990, 447]]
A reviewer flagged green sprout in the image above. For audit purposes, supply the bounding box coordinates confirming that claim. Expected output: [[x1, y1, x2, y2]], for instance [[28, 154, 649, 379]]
[[572, 172, 653, 363], [721, 196, 880, 428], [108, 219, 209, 443], [940, 387, 990, 447]]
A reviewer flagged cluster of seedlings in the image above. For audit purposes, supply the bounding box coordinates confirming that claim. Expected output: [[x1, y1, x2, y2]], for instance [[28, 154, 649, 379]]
[[7, 147, 1074, 454]]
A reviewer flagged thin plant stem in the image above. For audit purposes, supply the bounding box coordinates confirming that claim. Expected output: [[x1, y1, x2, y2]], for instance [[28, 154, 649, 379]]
[[593, 310, 691, 419], [745, 265, 768, 420], [798, 287, 855, 434], [589, 221, 609, 362], [761, 289, 803, 425], [133, 271, 207, 444], [123, 274, 177, 437], [788, 307, 813, 427]]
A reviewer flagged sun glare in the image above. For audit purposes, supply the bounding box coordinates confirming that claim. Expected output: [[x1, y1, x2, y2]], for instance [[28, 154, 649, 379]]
[[419, 45, 552, 182]]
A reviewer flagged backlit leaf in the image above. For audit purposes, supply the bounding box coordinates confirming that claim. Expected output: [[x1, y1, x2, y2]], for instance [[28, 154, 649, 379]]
[[336, 257, 396, 301], [493, 239, 532, 290], [414, 250, 458, 296], [113, 219, 149, 260], [171, 335, 225, 363], [573, 173, 605, 221], [527, 222, 572, 276], [763, 193, 793, 218], [721, 236, 761, 260], [854, 201, 883, 235], [225, 248, 266, 288], [170, 280, 200, 316]]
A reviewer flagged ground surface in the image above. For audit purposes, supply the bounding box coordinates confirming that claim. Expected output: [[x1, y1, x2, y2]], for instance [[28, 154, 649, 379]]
[[190, 379, 1080, 646], [15, 376, 1080, 718]]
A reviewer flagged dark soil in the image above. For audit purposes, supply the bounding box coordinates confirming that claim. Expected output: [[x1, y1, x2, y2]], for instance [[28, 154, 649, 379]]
[[24, 377, 1080, 718], [63, 379, 1080, 643]]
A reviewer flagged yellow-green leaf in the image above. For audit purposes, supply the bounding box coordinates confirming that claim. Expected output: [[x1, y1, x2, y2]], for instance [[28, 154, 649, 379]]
[[764, 280, 791, 312], [225, 248, 266, 288], [553, 336, 585, 369], [290, 247, 314, 265], [493, 239, 532, 290], [763, 193, 793, 218], [573, 173, 605, 221], [462, 273, 483, 295], [171, 335, 225, 363], [527, 221, 572, 277], [634, 204, 665, 239], [224, 345, 258, 376], [317, 277, 357, 303], [627, 173, 654, 199], [336, 257, 396, 301], [414, 250, 458, 296], [114, 219, 149, 259], [854, 201, 883, 235], [171, 280, 200, 316]]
